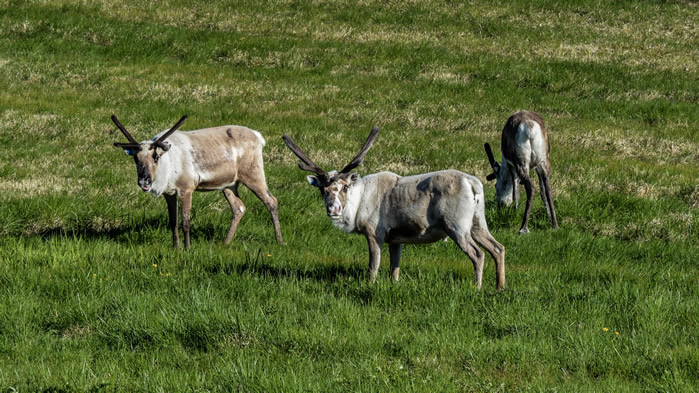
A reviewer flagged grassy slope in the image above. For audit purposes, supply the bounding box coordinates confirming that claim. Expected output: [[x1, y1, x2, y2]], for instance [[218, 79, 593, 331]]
[[0, 0, 697, 391]]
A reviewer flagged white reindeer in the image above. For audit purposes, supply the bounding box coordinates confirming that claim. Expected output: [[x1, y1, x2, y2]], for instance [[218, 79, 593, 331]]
[[484, 110, 559, 233], [283, 127, 505, 290], [111, 115, 283, 248]]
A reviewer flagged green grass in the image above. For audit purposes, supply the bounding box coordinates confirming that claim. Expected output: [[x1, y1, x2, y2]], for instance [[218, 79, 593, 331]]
[[0, 0, 697, 391]]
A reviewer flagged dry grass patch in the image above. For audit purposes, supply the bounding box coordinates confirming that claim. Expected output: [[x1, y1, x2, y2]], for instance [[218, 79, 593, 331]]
[[143, 83, 227, 104], [0, 110, 60, 136], [24, 217, 67, 236], [418, 67, 478, 86], [264, 144, 301, 167], [532, 42, 697, 74], [61, 324, 93, 340], [553, 162, 695, 203], [557, 128, 698, 165], [0, 175, 83, 197], [218, 332, 256, 349]]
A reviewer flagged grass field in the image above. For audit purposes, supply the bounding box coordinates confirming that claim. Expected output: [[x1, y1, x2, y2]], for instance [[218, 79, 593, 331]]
[[0, 0, 697, 391]]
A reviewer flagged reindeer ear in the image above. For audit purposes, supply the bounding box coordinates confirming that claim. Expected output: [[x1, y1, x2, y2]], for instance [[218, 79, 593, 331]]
[[151, 140, 171, 155], [159, 141, 171, 152], [307, 175, 320, 188], [117, 146, 139, 156], [349, 173, 360, 182]]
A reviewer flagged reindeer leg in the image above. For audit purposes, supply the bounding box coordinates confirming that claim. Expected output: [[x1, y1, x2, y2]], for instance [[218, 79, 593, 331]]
[[515, 166, 533, 234], [535, 167, 559, 230], [512, 171, 519, 209], [471, 231, 506, 290], [472, 228, 506, 291], [366, 235, 383, 283], [264, 190, 284, 244], [244, 180, 284, 245], [164, 193, 180, 248], [541, 170, 559, 229], [537, 171, 551, 218], [222, 186, 246, 245], [469, 242, 485, 290], [179, 189, 193, 249], [466, 240, 485, 290], [389, 243, 401, 281], [444, 216, 485, 290], [450, 233, 484, 290]]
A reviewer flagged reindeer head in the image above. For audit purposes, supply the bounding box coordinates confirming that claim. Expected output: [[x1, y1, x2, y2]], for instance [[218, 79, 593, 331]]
[[111, 115, 187, 192], [484, 143, 515, 207], [282, 126, 379, 218]]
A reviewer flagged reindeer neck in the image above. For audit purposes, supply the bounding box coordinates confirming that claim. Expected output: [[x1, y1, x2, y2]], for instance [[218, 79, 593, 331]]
[[149, 152, 175, 197], [330, 177, 365, 233]]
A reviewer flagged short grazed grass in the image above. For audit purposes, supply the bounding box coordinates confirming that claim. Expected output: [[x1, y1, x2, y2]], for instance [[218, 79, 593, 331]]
[[0, 1, 697, 391]]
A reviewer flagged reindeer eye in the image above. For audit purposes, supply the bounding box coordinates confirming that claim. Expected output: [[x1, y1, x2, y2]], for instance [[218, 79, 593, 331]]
[[343, 185, 349, 193]]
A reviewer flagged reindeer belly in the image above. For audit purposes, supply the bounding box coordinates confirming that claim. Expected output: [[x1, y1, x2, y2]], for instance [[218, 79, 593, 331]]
[[386, 224, 447, 244], [194, 167, 237, 190]]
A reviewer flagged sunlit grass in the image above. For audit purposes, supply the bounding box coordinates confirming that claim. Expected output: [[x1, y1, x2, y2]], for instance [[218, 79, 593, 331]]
[[0, 0, 697, 391]]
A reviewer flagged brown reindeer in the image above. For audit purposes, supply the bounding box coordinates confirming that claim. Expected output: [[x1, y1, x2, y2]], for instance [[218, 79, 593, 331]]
[[484, 110, 558, 233], [112, 115, 283, 248]]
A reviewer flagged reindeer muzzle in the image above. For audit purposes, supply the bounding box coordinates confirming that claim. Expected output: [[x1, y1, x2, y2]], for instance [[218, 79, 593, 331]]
[[327, 207, 343, 217]]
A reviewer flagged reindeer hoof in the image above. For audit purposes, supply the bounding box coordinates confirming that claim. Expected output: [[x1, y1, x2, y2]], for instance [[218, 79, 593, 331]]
[[368, 272, 378, 283], [391, 268, 400, 281], [519, 227, 529, 234]]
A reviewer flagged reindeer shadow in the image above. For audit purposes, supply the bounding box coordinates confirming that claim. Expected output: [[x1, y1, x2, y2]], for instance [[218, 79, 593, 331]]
[[25, 213, 378, 305], [28, 214, 243, 245], [29, 216, 166, 243], [204, 249, 366, 283]]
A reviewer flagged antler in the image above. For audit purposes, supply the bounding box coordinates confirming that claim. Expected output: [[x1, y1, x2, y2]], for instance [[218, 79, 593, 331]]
[[111, 115, 141, 148], [340, 126, 379, 174], [282, 134, 326, 175], [484, 143, 500, 181], [150, 115, 187, 151]]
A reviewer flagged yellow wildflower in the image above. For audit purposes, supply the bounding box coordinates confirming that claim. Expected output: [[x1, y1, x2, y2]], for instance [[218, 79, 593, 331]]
[[603, 328, 609, 332], [615, 331, 620, 335], [153, 264, 158, 268]]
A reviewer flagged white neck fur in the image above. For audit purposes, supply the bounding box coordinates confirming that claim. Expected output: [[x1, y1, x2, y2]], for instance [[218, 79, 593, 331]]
[[330, 177, 365, 233]]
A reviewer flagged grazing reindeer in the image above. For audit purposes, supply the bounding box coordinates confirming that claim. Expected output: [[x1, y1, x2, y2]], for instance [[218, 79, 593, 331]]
[[283, 127, 505, 290], [484, 110, 559, 233], [111, 115, 283, 249]]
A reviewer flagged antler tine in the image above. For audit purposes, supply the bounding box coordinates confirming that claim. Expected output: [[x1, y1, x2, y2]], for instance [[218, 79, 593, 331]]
[[282, 134, 326, 175], [340, 126, 379, 174], [151, 115, 188, 150], [484, 143, 499, 181], [114, 142, 142, 148], [484, 143, 499, 169], [111, 115, 139, 145]]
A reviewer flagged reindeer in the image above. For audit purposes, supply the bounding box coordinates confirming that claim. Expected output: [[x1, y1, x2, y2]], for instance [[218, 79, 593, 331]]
[[282, 127, 505, 290], [484, 110, 559, 233], [111, 115, 283, 249]]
